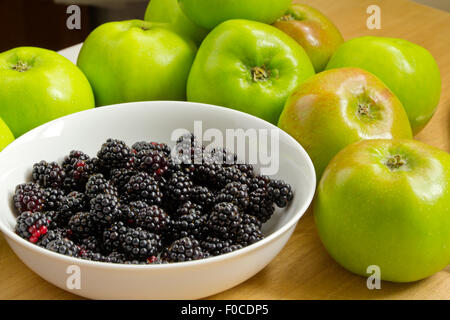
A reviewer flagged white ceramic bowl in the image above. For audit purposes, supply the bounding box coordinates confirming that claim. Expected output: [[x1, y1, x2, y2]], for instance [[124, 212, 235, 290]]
[[0, 101, 316, 299]]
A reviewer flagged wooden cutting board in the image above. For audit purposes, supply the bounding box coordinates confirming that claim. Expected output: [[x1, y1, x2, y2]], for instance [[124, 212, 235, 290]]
[[0, 0, 449, 300]]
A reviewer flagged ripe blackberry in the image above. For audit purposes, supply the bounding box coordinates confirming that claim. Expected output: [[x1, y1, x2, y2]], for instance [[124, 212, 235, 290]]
[[60, 191, 88, 222], [109, 167, 135, 192], [268, 180, 294, 208], [78, 235, 102, 253], [170, 203, 206, 240], [165, 171, 193, 203], [90, 193, 121, 225], [121, 227, 162, 260], [233, 163, 255, 177], [135, 149, 169, 177], [63, 157, 101, 191], [68, 212, 98, 239], [206, 202, 242, 239], [123, 172, 163, 205], [97, 138, 131, 170], [15, 211, 51, 243], [235, 214, 263, 246], [132, 141, 171, 156], [103, 251, 127, 264], [190, 185, 215, 209], [201, 236, 242, 256], [215, 166, 250, 188], [80, 250, 104, 262], [175, 200, 203, 217], [209, 147, 237, 166], [216, 182, 249, 210], [247, 188, 275, 223], [46, 238, 80, 257], [248, 175, 271, 192], [62, 150, 90, 170], [134, 205, 170, 234], [120, 200, 149, 225], [37, 228, 69, 248], [102, 221, 129, 252], [162, 237, 206, 262], [194, 162, 223, 186], [85, 174, 118, 199], [13, 183, 45, 213], [173, 133, 203, 166], [43, 187, 65, 211], [32, 161, 66, 188]]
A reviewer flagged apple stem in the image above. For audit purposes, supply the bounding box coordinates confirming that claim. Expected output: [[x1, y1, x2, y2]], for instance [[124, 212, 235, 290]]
[[386, 154, 406, 170], [278, 14, 296, 22], [12, 60, 30, 72], [251, 65, 271, 82]]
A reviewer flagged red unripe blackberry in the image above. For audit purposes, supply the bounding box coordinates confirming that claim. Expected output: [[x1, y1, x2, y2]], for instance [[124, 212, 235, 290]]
[[15, 211, 51, 243], [32, 161, 66, 188]]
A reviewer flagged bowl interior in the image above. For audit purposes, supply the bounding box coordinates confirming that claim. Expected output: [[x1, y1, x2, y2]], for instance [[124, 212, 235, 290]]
[[0, 101, 315, 250]]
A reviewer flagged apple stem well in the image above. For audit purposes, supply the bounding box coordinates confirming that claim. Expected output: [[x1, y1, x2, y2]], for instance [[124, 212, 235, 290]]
[[385, 154, 407, 170], [251, 65, 271, 82], [12, 60, 30, 72], [357, 103, 375, 119]]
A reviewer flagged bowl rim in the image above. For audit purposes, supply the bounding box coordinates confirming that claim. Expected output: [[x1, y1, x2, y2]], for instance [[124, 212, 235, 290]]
[[0, 100, 316, 270]]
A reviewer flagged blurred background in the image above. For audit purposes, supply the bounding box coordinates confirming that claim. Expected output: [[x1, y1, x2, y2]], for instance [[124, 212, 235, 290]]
[[1, 0, 449, 52]]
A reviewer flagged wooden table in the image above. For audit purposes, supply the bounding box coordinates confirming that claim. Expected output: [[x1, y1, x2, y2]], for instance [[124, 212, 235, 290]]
[[1, 0, 449, 300]]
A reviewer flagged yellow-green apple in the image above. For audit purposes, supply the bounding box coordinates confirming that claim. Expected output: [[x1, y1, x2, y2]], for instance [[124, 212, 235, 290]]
[[187, 19, 315, 125], [0, 117, 14, 151], [278, 67, 412, 179], [77, 20, 197, 106], [178, 0, 292, 30], [327, 36, 441, 134], [144, 0, 208, 46], [273, 3, 343, 72], [315, 139, 450, 282], [0, 47, 94, 137]]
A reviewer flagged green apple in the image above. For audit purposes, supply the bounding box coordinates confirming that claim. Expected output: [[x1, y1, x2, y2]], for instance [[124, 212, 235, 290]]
[[0, 47, 95, 137], [144, 0, 208, 46], [77, 20, 197, 106], [178, 0, 292, 30], [278, 67, 412, 179], [273, 3, 344, 72], [187, 19, 315, 125], [326, 36, 441, 134], [0, 117, 14, 151], [315, 139, 450, 282]]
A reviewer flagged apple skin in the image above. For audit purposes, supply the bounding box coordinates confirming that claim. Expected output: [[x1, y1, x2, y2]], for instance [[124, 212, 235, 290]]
[[273, 3, 344, 72], [0, 47, 95, 137], [144, 0, 208, 46], [187, 19, 315, 125], [77, 20, 197, 106], [326, 36, 441, 134], [0, 117, 14, 151], [278, 67, 412, 179], [178, 0, 292, 30], [314, 139, 450, 282]]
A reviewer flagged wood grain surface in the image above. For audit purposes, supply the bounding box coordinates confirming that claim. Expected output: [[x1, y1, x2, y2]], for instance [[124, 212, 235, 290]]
[[0, 0, 449, 300]]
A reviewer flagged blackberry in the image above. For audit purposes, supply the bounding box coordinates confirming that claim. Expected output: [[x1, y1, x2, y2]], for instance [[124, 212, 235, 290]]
[[165, 171, 193, 203], [85, 173, 118, 199], [90, 193, 121, 225], [194, 162, 223, 186], [80, 250, 104, 262], [134, 205, 170, 234], [13, 183, 45, 214], [135, 149, 169, 177], [215, 166, 250, 188], [201, 236, 242, 256], [102, 221, 129, 252], [97, 138, 131, 170], [173, 133, 203, 166], [43, 187, 65, 211], [162, 237, 206, 262], [246, 188, 275, 223], [132, 141, 171, 156], [206, 202, 242, 240], [233, 163, 255, 177], [123, 172, 163, 205], [109, 167, 135, 192], [121, 227, 162, 260], [103, 251, 127, 264], [190, 185, 215, 209], [216, 182, 249, 210], [37, 228, 69, 248], [175, 200, 203, 217], [32, 161, 66, 188], [248, 175, 271, 192], [68, 211, 98, 239], [63, 157, 101, 191], [268, 180, 294, 208], [62, 150, 90, 170], [78, 235, 102, 253], [209, 147, 237, 166], [235, 214, 263, 246], [120, 200, 149, 225], [170, 203, 206, 240], [15, 211, 51, 243], [60, 191, 88, 222], [46, 238, 80, 257]]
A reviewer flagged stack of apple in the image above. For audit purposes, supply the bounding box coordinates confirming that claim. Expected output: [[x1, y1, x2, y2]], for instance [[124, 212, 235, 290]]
[[0, 0, 449, 283]]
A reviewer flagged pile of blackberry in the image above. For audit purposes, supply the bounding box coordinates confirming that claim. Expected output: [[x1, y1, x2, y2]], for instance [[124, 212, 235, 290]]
[[13, 134, 294, 264]]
